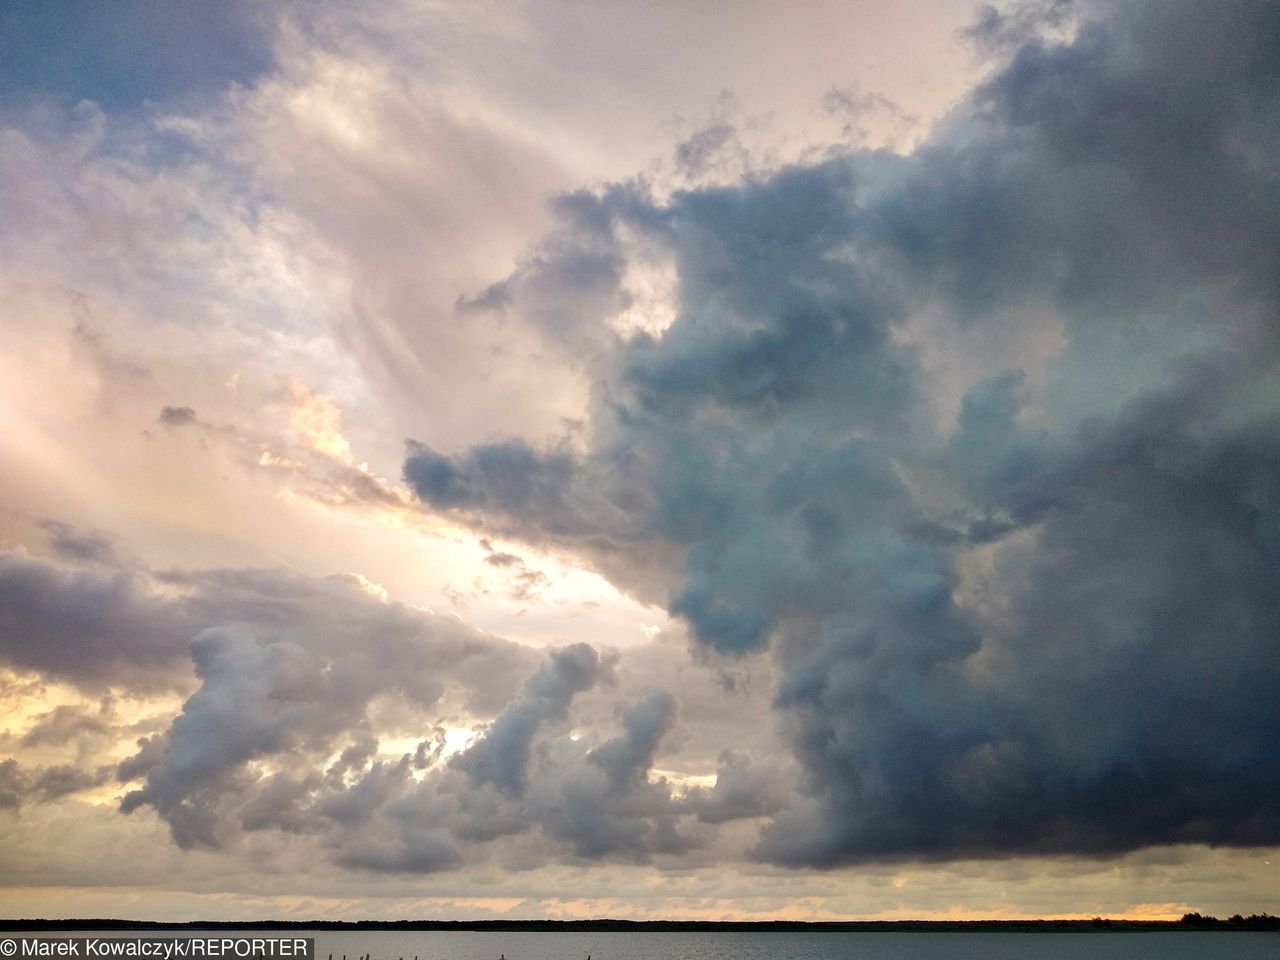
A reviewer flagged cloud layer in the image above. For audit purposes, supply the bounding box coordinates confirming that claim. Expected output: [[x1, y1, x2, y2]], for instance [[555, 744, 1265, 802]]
[[2, 0, 1279, 923], [0, 531, 766, 875], [406, 0, 1280, 865]]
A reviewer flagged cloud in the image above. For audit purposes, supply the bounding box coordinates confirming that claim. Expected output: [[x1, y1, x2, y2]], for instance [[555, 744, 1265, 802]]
[[405, 0, 1280, 865], [34, 518, 118, 565], [0, 549, 194, 690], [452, 642, 602, 796], [46, 536, 715, 871], [3, 0, 1277, 914], [113, 573, 542, 847], [682, 750, 791, 825], [19, 703, 110, 748], [404, 438, 584, 533], [158, 405, 197, 427], [531, 689, 694, 861], [0, 759, 21, 810], [116, 620, 705, 871], [0, 757, 111, 809]]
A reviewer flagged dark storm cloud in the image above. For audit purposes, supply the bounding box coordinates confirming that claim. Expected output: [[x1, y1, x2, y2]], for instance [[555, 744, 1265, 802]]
[[406, 0, 1280, 865]]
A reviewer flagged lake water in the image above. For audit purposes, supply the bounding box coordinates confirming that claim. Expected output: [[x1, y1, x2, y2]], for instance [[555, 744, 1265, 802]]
[[15, 929, 1277, 960], [306, 929, 1275, 960]]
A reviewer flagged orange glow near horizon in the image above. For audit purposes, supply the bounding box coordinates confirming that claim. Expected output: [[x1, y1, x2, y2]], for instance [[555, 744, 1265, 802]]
[[0, 888, 1200, 924]]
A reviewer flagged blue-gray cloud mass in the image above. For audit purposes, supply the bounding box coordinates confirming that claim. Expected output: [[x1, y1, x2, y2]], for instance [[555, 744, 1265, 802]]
[[406, 0, 1280, 865]]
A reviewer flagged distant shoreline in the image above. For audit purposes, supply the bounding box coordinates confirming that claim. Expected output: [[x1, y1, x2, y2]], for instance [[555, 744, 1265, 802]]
[[3, 917, 1278, 933]]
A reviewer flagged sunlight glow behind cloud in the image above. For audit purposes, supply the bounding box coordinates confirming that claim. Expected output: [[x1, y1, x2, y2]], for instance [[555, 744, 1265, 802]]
[[1, 0, 1278, 924]]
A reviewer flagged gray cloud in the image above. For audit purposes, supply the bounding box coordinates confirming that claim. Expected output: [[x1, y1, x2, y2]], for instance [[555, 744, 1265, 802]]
[[0, 757, 111, 809], [405, 0, 1280, 866], [158, 406, 197, 427], [0, 539, 541, 702], [0, 549, 194, 690], [683, 750, 791, 825], [326, 688, 694, 872], [115, 578, 542, 848], [116, 624, 706, 872], [0, 759, 21, 810], [5, 0, 1275, 894], [452, 642, 601, 796], [589, 689, 676, 793], [530, 689, 694, 862], [403, 439, 584, 533], [20, 703, 110, 748], [35, 518, 118, 565], [53, 533, 716, 871]]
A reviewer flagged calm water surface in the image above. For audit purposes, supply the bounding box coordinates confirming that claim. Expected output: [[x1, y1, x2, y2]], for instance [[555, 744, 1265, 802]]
[[308, 929, 1275, 960], [35, 929, 1278, 960]]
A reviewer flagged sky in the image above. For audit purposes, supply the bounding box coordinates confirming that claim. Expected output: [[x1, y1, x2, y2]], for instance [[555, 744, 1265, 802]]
[[1, 0, 1278, 923]]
